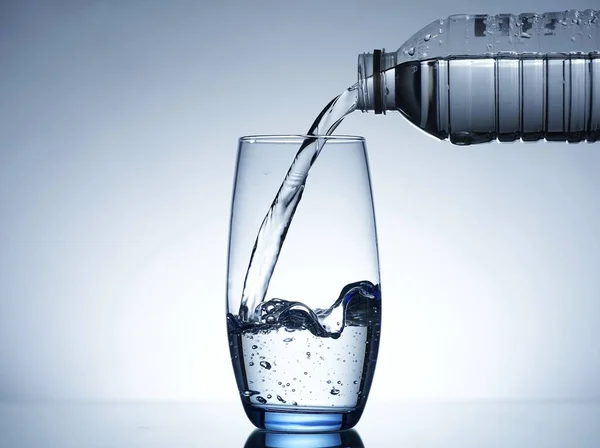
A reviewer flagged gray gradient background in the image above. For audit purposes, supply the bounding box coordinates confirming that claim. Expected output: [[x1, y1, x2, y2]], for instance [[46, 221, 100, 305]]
[[1, 0, 599, 404]]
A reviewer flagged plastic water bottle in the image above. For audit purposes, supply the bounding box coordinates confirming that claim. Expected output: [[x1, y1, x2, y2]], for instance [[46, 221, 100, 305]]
[[357, 10, 600, 145]]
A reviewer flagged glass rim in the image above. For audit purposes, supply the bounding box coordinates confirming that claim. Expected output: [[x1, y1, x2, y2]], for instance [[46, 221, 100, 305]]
[[239, 134, 365, 144]]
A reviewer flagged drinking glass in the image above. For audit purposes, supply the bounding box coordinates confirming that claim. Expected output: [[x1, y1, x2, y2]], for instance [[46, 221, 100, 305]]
[[227, 135, 381, 432]]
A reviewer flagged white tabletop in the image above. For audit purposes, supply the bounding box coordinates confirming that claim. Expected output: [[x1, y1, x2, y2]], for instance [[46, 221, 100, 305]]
[[1, 400, 599, 447]]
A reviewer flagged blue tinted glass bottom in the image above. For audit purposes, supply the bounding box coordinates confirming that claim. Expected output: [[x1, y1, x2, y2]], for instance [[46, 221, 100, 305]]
[[243, 405, 363, 433], [264, 411, 342, 432]]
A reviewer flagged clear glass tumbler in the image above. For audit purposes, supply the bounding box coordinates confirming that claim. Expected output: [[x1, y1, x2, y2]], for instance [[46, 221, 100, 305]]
[[227, 135, 381, 432]]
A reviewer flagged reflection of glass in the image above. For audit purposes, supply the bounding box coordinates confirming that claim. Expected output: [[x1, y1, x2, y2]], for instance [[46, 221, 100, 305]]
[[244, 429, 365, 448], [227, 136, 381, 432]]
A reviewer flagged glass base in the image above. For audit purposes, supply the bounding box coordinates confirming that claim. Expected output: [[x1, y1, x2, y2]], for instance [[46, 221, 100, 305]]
[[243, 404, 363, 432]]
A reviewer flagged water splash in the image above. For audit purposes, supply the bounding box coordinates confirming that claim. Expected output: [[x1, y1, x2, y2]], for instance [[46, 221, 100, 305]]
[[229, 280, 381, 340]]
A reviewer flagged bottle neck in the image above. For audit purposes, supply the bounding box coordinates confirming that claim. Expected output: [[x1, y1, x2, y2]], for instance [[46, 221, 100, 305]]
[[357, 50, 397, 114]]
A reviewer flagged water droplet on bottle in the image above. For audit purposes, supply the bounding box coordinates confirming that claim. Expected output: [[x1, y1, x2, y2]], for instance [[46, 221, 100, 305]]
[[438, 39, 444, 45], [486, 44, 493, 51], [251, 345, 258, 349], [306, 352, 311, 359], [353, 380, 358, 385], [249, 361, 254, 366], [326, 380, 332, 384], [292, 388, 296, 392], [277, 395, 286, 403], [520, 32, 532, 39], [260, 361, 272, 370], [330, 388, 340, 395], [283, 337, 293, 342], [256, 396, 267, 404], [286, 383, 290, 386], [304, 372, 308, 375], [424, 33, 431, 41], [337, 381, 342, 385], [571, 36, 576, 41], [267, 394, 272, 399], [408, 47, 415, 56], [292, 401, 298, 406], [439, 28, 444, 34]]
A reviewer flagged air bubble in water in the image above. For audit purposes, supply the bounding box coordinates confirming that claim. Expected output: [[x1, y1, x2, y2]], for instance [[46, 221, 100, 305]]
[[242, 390, 260, 397], [330, 388, 340, 395], [260, 361, 272, 370], [256, 396, 267, 404]]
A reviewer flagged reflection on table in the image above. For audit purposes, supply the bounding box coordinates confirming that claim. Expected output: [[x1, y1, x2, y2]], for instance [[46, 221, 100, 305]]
[[244, 428, 364, 448]]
